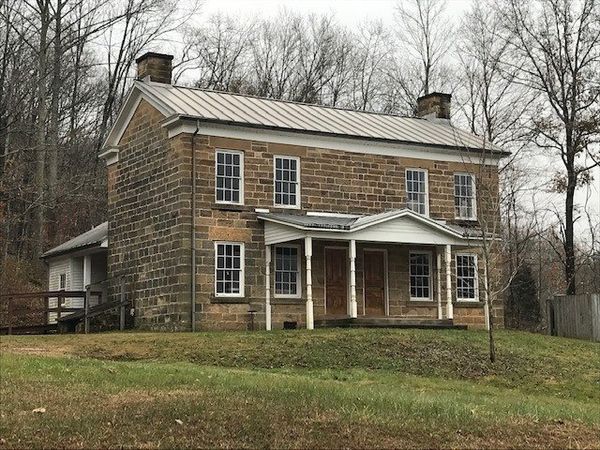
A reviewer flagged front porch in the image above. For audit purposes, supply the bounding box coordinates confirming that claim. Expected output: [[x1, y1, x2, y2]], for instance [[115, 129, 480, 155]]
[[259, 209, 492, 330]]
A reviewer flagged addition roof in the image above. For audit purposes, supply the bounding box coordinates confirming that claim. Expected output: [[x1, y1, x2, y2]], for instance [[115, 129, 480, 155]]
[[41, 222, 108, 259]]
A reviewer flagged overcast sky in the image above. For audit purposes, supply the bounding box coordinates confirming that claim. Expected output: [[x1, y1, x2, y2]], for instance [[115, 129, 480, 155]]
[[202, 0, 471, 25], [198, 0, 599, 238]]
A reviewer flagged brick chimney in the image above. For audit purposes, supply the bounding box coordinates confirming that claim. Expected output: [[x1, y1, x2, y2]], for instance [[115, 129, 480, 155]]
[[136, 52, 173, 84], [416, 92, 451, 121]]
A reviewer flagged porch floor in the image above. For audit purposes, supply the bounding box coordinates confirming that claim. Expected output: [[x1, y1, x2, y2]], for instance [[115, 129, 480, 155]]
[[314, 316, 467, 330]]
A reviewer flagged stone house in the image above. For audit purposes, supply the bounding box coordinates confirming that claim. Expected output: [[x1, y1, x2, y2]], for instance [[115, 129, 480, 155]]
[[95, 52, 508, 331]]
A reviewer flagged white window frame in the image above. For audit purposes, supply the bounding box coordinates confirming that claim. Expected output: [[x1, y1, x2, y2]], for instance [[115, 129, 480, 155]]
[[214, 241, 245, 298], [409, 250, 433, 301], [59, 273, 66, 290], [273, 155, 301, 209], [405, 168, 429, 216], [455, 252, 479, 302], [454, 172, 477, 220], [215, 149, 244, 205], [273, 244, 302, 299]]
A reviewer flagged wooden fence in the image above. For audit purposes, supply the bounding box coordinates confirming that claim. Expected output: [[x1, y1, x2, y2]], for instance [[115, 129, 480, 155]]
[[547, 294, 600, 342]]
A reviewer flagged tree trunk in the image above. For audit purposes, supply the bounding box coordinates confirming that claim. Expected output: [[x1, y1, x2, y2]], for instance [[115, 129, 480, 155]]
[[33, 0, 51, 259], [564, 168, 577, 295], [46, 0, 63, 246]]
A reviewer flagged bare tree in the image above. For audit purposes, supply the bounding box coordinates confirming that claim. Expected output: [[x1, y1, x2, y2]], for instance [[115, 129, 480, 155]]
[[394, 0, 453, 97], [498, 0, 600, 295]]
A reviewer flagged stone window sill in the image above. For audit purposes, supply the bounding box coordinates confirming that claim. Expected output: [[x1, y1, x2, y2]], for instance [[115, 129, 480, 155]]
[[454, 301, 485, 308], [272, 298, 304, 305], [210, 296, 248, 304], [212, 203, 249, 212]]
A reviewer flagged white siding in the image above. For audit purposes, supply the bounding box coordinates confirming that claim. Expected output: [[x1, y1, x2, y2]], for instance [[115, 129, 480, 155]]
[[48, 257, 71, 323], [69, 257, 84, 309]]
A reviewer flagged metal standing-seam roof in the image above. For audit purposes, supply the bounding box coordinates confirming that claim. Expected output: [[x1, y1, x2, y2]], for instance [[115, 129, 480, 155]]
[[134, 81, 506, 154], [41, 222, 108, 259]]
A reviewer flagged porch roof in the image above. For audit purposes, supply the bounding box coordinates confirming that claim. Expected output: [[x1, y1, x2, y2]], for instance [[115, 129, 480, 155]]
[[258, 209, 487, 246], [41, 222, 108, 260]]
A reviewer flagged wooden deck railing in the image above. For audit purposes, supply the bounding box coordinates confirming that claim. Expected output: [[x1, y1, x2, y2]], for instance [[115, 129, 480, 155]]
[[0, 287, 104, 335]]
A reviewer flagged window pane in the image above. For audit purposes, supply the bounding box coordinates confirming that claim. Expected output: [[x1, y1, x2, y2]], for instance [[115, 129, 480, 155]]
[[216, 151, 242, 204], [216, 243, 243, 295], [454, 174, 475, 219], [275, 246, 299, 296], [406, 170, 427, 215], [456, 254, 477, 300], [409, 253, 431, 299], [274, 157, 300, 207]]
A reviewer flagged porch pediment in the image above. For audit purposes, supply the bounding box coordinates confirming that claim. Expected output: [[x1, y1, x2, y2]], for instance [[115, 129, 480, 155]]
[[258, 209, 482, 246]]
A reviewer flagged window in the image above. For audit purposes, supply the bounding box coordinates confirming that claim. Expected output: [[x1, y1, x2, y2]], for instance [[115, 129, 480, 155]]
[[274, 245, 301, 297], [406, 169, 429, 215], [454, 173, 476, 220], [215, 242, 244, 297], [59, 274, 66, 290], [274, 156, 300, 208], [216, 150, 243, 204], [409, 252, 431, 300], [456, 253, 478, 301]]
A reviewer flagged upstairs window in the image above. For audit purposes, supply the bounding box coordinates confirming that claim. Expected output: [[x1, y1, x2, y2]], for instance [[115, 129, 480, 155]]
[[274, 245, 301, 297], [215, 242, 244, 297], [216, 150, 243, 204], [406, 169, 429, 216], [454, 173, 476, 220], [274, 156, 300, 208], [59, 273, 66, 290], [456, 253, 478, 301], [409, 252, 431, 300]]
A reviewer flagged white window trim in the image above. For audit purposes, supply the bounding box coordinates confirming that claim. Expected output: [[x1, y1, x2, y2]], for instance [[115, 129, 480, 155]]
[[405, 168, 429, 217], [273, 155, 301, 209], [215, 149, 244, 205], [455, 252, 479, 302], [454, 172, 477, 221], [214, 241, 245, 298], [273, 244, 302, 299], [409, 250, 433, 301]]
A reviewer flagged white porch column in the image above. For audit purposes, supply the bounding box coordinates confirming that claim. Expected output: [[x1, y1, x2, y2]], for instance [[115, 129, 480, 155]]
[[436, 250, 442, 319], [445, 244, 453, 319], [305, 236, 314, 330], [349, 239, 358, 318], [483, 262, 490, 331], [83, 255, 92, 289], [265, 245, 272, 331]]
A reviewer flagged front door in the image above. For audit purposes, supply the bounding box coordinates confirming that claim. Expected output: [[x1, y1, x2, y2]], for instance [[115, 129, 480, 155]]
[[325, 248, 348, 315], [364, 250, 386, 315]]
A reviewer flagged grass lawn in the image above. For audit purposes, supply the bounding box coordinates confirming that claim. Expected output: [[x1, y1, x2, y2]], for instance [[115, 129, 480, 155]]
[[1, 329, 599, 448]]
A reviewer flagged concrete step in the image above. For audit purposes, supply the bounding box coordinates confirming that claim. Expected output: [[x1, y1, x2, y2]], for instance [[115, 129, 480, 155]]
[[314, 316, 466, 330]]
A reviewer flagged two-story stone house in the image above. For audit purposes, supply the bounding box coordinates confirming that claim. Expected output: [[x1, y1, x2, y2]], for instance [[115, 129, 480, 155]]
[[98, 52, 508, 331]]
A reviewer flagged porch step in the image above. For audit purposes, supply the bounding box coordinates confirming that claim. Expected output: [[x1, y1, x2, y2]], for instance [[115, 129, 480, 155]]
[[314, 317, 467, 330]]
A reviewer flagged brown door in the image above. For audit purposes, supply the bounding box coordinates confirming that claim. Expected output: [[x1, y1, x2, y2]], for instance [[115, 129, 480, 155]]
[[364, 250, 386, 316], [325, 248, 348, 315]]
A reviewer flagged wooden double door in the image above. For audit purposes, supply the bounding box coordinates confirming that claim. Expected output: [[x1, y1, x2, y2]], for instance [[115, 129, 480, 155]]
[[325, 248, 386, 316]]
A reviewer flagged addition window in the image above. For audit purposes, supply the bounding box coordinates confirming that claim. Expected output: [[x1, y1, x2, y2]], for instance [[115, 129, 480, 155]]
[[216, 150, 243, 204], [454, 173, 476, 220], [274, 156, 300, 208], [409, 252, 431, 300], [406, 169, 429, 215], [215, 242, 244, 297], [59, 273, 66, 290], [456, 253, 478, 301], [274, 245, 301, 298]]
